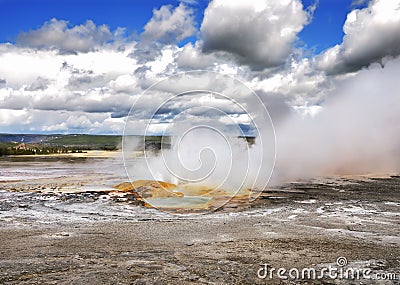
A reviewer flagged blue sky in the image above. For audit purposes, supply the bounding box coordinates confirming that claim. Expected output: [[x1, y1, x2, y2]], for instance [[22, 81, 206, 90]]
[[299, 0, 368, 53], [0, 0, 367, 54], [0, 0, 204, 41]]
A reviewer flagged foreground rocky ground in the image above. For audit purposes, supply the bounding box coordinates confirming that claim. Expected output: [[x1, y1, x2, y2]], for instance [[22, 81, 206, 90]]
[[0, 173, 399, 284]]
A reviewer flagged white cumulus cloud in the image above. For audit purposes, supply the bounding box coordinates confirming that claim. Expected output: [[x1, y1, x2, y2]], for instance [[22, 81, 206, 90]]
[[142, 3, 196, 44], [317, 0, 400, 74], [17, 18, 118, 53], [200, 0, 309, 70]]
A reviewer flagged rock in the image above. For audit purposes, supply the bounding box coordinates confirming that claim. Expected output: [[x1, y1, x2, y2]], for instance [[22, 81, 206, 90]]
[[114, 180, 176, 191], [113, 182, 136, 192], [113, 180, 184, 199]]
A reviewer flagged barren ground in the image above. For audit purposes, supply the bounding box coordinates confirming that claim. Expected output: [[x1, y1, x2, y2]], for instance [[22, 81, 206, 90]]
[[0, 155, 399, 284]]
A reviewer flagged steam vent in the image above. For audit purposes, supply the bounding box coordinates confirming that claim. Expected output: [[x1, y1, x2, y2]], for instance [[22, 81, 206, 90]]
[[113, 180, 251, 212]]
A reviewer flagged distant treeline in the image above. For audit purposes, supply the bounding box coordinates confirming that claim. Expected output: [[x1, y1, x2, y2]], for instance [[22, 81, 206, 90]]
[[0, 134, 121, 156], [0, 146, 65, 156], [0, 145, 117, 156]]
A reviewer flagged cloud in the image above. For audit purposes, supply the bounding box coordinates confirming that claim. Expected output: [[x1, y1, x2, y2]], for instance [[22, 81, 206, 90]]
[[200, 0, 308, 70], [317, 0, 400, 74], [17, 18, 115, 53], [0, 6, 307, 135], [0, 109, 124, 134], [108, 74, 137, 93], [0, 45, 64, 88], [132, 2, 196, 64], [351, 0, 370, 7], [0, 41, 139, 124], [67, 74, 107, 91], [38, 112, 125, 134], [0, 11, 323, 137], [142, 3, 196, 44], [176, 42, 223, 70], [129, 42, 164, 64], [25, 77, 50, 91], [252, 57, 330, 107]]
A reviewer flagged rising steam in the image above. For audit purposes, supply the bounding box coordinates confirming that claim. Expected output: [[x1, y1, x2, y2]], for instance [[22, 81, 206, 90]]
[[272, 57, 400, 184], [123, 71, 275, 205], [123, 59, 400, 198]]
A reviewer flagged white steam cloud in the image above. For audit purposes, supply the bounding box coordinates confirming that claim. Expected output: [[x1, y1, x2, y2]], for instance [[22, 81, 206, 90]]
[[122, 72, 276, 199], [123, 59, 400, 193], [272, 57, 400, 183]]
